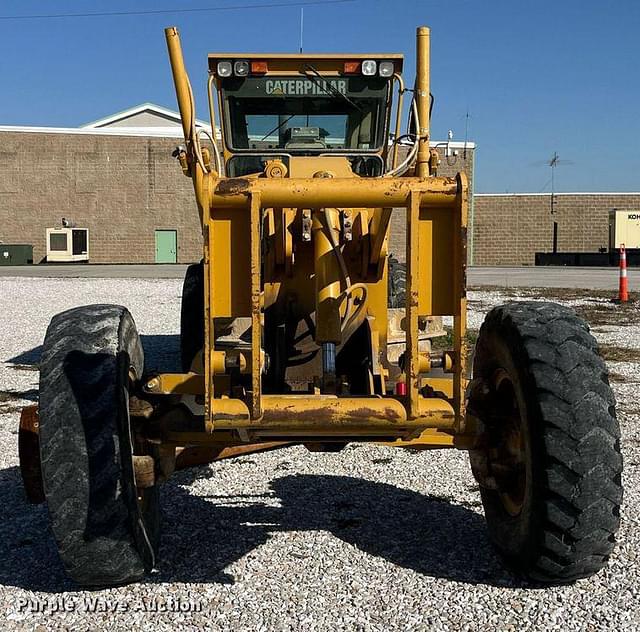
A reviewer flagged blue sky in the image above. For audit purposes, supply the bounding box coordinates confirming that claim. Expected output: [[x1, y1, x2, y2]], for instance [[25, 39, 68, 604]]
[[0, 0, 638, 192]]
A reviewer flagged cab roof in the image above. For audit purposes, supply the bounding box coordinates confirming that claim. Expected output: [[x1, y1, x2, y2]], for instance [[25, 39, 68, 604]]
[[208, 53, 403, 75]]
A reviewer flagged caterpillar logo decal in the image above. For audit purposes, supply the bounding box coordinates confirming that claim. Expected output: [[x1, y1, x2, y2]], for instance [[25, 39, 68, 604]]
[[265, 79, 347, 96]]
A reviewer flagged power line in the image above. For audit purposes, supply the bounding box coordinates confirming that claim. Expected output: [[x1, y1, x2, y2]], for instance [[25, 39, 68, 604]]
[[0, 0, 356, 22]]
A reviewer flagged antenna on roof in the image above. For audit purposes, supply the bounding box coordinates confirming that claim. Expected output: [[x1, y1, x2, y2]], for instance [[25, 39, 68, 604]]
[[463, 109, 470, 159], [531, 151, 574, 253], [299, 7, 304, 53], [543, 151, 573, 215]]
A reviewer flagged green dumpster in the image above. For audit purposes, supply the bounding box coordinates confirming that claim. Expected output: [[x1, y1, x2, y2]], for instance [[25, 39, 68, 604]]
[[0, 244, 34, 265]]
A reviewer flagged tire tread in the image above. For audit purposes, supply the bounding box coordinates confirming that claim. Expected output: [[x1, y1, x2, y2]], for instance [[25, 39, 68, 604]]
[[39, 304, 157, 587], [474, 301, 622, 583]]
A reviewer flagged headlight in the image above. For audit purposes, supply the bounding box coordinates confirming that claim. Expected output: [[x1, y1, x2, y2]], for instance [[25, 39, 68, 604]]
[[234, 60, 249, 76], [361, 59, 377, 76], [216, 61, 232, 77], [379, 61, 394, 77]]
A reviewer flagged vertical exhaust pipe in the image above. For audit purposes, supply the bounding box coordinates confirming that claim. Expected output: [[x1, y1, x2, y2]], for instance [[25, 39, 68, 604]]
[[164, 26, 210, 215], [165, 26, 195, 145], [415, 26, 431, 178]]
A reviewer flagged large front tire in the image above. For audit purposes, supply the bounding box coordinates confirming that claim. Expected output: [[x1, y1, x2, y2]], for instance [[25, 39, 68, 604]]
[[469, 301, 622, 583], [39, 304, 159, 587]]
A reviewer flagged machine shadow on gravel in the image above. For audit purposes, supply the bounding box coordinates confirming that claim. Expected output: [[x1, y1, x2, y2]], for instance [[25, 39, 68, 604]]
[[2, 335, 527, 591], [8, 335, 181, 374], [155, 470, 525, 588], [0, 467, 75, 592], [3, 330, 523, 590], [0, 466, 526, 590]]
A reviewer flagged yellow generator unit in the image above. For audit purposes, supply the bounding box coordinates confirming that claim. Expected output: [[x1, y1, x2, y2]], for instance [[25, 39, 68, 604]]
[[20, 25, 622, 588], [609, 209, 640, 250]]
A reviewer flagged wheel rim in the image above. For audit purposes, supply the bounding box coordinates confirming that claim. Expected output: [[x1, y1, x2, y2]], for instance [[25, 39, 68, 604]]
[[488, 368, 527, 517]]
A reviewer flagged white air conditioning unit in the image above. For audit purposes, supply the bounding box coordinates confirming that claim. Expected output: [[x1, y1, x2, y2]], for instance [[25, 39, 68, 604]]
[[46, 228, 90, 262]]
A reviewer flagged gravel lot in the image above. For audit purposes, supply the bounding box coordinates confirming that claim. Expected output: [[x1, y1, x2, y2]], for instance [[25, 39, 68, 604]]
[[0, 277, 638, 630]]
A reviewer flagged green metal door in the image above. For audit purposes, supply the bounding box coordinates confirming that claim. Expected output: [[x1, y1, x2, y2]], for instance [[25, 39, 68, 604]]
[[155, 230, 177, 263]]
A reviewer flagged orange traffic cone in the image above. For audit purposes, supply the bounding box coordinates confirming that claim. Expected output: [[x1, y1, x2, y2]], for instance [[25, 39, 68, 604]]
[[619, 244, 628, 303]]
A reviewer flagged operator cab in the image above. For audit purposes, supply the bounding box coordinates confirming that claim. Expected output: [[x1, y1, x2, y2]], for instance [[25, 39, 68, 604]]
[[208, 54, 403, 177]]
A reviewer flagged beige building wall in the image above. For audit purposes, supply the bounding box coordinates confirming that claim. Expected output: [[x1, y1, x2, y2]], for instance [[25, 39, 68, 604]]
[[4, 128, 632, 268], [0, 131, 202, 264], [473, 193, 640, 266], [0, 130, 474, 265], [387, 144, 475, 262]]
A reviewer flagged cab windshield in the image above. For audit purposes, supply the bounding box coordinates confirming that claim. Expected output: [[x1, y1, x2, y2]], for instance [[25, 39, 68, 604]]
[[221, 74, 390, 152]]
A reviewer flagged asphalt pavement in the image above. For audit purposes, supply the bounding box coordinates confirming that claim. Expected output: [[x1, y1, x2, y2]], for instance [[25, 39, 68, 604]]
[[467, 266, 632, 290]]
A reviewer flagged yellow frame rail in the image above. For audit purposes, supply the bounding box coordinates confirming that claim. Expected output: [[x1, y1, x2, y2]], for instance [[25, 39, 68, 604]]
[[163, 25, 470, 442]]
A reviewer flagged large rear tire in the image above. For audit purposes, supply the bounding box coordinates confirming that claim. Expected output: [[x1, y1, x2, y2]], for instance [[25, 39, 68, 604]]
[[39, 304, 159, 587], [469, 301, 622, 583], [387, 257, 406, 309]]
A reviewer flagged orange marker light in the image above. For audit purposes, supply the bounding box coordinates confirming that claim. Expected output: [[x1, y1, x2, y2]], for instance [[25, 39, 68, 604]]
[[251, 60, 268, 74], [343, 60, 360, 74]]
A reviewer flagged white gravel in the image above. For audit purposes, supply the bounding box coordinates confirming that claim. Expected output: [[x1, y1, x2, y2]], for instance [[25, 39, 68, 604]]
[[0, 277, 639, 630]]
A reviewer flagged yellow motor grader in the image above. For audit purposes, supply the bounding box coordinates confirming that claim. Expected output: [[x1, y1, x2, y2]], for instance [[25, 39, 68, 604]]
[[20, 25, 622, 588]]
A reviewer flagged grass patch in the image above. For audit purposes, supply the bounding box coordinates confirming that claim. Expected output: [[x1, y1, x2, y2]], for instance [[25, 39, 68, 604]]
[[574, 302, 638, 327], [618, 406, 640, 418], [0, 391, 29, 414], [0, 404, 23, 414], [608, 371, 639, 384], [599, 345, 640, 362], [469, 285, 639, 303], [470, 286, 640, 328], [432, 326, 478, 352], [0, 389, 38, 404], [7, 364, 39, 372]]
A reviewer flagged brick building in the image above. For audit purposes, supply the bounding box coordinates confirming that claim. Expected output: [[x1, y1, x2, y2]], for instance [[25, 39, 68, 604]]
[[0, 105, 476, 265], [473, 192, 640, 266], [0, 104, 210, 264], [2, 103, 635, 268], [3, 102, 636, 267], [387, 142, 475, 262]]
